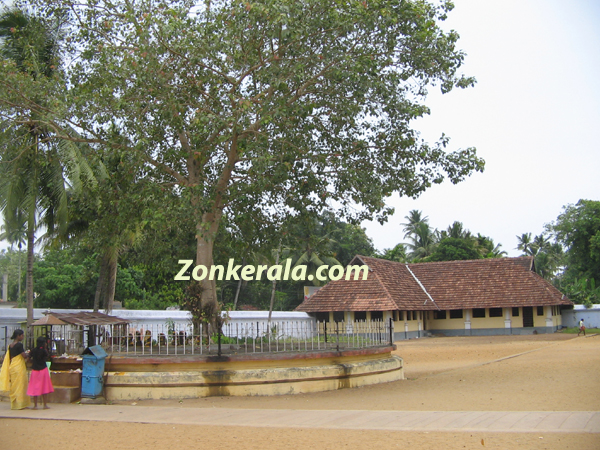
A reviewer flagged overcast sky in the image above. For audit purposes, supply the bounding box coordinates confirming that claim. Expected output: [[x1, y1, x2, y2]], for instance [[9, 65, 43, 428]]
[[362, 0, 600, 256]]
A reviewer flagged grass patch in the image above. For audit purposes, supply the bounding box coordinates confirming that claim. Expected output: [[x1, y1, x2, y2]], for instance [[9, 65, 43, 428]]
[[561, 327, 600, 334]]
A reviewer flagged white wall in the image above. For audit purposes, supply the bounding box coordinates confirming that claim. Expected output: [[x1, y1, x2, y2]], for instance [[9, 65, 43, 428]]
[[561, 305, 600, 329], [0, 308, 315, 351]]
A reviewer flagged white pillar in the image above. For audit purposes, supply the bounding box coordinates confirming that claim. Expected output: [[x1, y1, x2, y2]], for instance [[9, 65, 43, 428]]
[[545, 306, 553, 328], [464, 309, 471, 330], [345, 311, 353, 332], [504, 308, 512, 329]]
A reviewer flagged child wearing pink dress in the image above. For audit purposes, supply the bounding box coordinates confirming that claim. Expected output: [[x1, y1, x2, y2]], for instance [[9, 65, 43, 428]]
[[27, 336, 54, 409]]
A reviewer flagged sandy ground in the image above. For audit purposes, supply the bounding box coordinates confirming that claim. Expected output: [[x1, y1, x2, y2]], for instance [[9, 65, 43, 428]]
[[2, 334, 599, 449]]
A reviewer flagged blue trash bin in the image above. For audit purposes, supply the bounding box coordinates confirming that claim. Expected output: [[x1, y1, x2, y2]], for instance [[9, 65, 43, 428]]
[[81, 345, 107, 398]]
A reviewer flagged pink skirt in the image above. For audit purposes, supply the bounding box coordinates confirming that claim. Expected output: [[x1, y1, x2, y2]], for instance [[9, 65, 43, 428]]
[[27, 368, 54, 396]]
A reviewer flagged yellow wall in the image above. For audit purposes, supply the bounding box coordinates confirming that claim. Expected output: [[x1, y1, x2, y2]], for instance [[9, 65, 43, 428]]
[[511, 308, 524, 328], [470, 314, 506, 329], [394, 310, 423, 332], [427, 313, 465, 330], [533, 306, 547, 327], [326, 307, 562, 331]]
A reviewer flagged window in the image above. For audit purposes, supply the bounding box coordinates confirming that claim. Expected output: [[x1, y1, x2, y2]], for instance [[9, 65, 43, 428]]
[[537, 306, 544, 316], [512, 307, 520, 317], [434, 310, 447, 320], [489, 308, 503, 317], [412, 311, 418, 320], [354, 311, 366, 321], [333, 311, 344, 322], [472, 308, 486, 318], [407, 311, 412, 321], [449, 309, 463, 319], [371, 311, 383, 320], [315, 312, 329, 322]]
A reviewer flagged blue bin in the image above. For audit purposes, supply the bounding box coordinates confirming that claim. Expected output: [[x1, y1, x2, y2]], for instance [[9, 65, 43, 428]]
[[81, 345, 107, 398]]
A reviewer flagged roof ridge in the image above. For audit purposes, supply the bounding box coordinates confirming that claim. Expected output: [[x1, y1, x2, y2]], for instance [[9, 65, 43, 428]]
[[405, 264, 441, 310], [407, 256, 534, 267]]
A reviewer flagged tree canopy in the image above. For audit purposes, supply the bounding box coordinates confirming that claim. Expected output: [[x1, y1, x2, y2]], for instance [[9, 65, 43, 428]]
[[549, 200, 600, 304], [1, 0, 484, 308]]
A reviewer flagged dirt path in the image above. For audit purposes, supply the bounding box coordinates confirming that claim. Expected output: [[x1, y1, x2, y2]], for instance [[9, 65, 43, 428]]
[[112, 334, 599, 412], [2, 334, 599, 449], [2, 420, 598, 450]]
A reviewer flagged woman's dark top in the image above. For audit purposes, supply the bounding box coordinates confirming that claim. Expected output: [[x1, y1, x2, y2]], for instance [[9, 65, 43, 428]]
[[30, 347, 49, 371], [8, 342, 24, 359]]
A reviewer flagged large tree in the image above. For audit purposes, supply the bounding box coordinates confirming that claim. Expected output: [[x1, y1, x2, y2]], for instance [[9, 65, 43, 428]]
[[550, 200, 600, 288], [2, 0, 484, 309]]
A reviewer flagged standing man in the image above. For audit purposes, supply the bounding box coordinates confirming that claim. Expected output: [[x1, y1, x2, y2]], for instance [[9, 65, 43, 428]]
[[578, 318, 586, 336]]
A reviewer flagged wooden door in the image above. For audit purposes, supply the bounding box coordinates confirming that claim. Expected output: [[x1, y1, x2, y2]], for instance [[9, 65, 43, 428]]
[[523, 306, 534, 327]]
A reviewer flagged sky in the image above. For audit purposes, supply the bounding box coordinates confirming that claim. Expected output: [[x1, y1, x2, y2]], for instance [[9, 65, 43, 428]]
[[1, 1, 599, 256], [362, 0, 600, 257]]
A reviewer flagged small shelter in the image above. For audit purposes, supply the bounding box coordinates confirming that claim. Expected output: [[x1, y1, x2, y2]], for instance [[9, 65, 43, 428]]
[[37, 312, 129, 354]]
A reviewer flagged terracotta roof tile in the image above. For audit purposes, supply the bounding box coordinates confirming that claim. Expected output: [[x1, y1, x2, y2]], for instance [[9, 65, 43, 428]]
[[296, 256, 571, 312]]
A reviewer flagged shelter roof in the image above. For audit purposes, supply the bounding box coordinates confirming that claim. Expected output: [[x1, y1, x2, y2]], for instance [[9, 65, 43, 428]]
[[43, 311, 129, 326], [296, 256, 572, 312], [32, 315, 68, 326]]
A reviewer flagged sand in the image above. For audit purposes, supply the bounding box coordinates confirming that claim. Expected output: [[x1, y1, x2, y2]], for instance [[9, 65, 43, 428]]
[[2, 334, 599, 449]]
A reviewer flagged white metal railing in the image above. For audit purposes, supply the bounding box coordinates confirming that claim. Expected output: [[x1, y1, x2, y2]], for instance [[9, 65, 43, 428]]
[[51, 319, 395, 357]]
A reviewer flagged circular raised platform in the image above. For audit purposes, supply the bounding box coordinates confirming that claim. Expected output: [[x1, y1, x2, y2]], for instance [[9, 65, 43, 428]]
[[100, 346, 403, 400]]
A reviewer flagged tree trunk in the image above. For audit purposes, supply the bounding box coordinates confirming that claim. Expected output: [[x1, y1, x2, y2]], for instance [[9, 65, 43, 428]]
[[232, 257, 245, 310], [196, 214, 221, 309], [17, 244, 22, 302], [93, 254, 109, 312], [104, 254, 118, 314], [267, 243, 281, 332], [26, 217, 35, 332]]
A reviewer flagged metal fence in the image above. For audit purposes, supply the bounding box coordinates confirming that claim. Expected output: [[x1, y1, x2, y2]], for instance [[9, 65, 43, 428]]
[[1, 325, 19, 354], [45, 319, 394, 357]]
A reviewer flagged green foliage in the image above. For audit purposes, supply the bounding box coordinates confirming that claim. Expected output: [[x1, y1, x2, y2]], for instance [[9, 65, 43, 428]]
[[550, 200, 600, 288], [325, 214, 376, 266], [3, 0, 484, 309], [427, 237, 482, 262], [33, 248, 96, 308], [397, 211, 507, 263], [0, 248, 26, 302], [559, 278, 600, 308], [561, 327, 600, 334], [378, 243, 409, 263]]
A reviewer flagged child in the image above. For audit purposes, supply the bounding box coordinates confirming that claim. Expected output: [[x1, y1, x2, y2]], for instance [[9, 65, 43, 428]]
[[26, 336, 54, 409], [578, 318, 586, 336]]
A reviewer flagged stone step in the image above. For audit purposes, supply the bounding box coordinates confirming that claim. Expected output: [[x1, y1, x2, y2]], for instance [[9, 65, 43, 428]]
[[50, 371, 81, 387], [46, 386, 81, 404]]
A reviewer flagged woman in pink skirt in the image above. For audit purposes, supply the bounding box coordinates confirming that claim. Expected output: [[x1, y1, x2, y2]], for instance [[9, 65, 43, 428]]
[[27, 336, 54, 409]]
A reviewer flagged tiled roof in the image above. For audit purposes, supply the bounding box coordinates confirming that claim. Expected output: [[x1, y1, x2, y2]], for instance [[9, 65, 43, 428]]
[[295, 271, 399, 312], [296, 256, 571, 312]]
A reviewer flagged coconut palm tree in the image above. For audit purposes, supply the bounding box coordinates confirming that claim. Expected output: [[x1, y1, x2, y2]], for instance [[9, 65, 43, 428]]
[[405, 221, 437, 260], [516, 232, 536, 256], [0, 8, 96, 327], [402, 210, 429, 239], [475, 233, 507, 258], [443, 221, 472, 240]]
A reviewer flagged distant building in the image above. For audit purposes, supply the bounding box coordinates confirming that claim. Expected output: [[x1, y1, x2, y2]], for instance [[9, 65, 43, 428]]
[[296, 256, 572, 339]]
